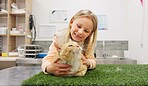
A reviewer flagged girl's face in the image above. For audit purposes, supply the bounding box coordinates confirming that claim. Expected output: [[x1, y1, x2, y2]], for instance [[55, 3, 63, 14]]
[[70, 17, 93, 42]]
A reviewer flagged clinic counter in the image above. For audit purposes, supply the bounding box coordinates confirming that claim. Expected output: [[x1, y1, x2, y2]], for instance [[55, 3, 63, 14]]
[[0, 57, 42, 69], [0, 66, 41, 86]]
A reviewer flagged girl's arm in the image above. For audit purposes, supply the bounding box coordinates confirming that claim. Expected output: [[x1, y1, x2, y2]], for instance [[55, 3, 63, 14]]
[[81, 53, 96, 69], [41, 35, 59, 74], [41, 35, 71, 76]]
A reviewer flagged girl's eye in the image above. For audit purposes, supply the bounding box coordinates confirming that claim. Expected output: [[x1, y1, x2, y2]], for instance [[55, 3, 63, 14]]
[[84, 30, 89, 33], [77, 24, 81, 28]]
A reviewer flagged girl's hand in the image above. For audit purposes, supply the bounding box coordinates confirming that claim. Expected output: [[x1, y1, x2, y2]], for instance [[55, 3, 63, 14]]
[[46, 58, 71, 76], [81, 54, 90, 68]]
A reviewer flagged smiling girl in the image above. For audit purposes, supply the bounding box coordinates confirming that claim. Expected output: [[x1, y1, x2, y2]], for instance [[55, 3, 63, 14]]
[[42, 9, 98, 76]]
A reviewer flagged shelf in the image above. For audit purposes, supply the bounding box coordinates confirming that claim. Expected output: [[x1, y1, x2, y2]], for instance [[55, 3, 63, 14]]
[[0, 34, 7, 36], [0, 0, 32, 56], [9, 34, 25, 37], [0, 13, 8, 16], [10, 13, 26, 16], [25, 49, 42, 52], [25, 53, 38, 55]]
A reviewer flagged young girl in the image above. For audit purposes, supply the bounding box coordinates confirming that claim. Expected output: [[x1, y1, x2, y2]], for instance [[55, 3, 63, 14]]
[[42, 9, 98, 76]]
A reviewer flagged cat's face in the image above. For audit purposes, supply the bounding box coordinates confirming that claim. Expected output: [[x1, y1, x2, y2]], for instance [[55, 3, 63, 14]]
[[60, 42, 82, 61]]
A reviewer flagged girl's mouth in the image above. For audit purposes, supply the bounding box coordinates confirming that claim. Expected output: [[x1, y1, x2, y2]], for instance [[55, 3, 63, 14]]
[[74, 33, 82, 39]]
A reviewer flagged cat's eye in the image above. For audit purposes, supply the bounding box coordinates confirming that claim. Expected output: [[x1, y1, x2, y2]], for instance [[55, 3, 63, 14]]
[[68, 45, 73, 47]]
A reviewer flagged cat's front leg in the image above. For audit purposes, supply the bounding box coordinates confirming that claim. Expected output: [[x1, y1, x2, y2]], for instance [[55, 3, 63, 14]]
[[74, 65, 87, 76]]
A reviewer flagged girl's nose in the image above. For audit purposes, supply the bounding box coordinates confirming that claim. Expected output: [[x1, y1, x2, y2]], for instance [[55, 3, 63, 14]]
[[78, 29, 83, 35]]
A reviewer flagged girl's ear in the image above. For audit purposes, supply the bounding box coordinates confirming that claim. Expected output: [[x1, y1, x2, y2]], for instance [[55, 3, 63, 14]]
[[70, 18, 74, 24], [69, 20, 73, 28]]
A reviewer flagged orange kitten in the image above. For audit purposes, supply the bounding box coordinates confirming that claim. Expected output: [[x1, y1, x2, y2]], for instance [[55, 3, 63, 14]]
[[59, 41, 87, 76]]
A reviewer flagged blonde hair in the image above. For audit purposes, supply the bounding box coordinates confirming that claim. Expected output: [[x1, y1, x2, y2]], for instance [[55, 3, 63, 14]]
[[65, 9, 98, 58]]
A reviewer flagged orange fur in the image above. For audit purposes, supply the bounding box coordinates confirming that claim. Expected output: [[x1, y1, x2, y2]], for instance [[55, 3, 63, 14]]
[[59, 41, 87, 76]]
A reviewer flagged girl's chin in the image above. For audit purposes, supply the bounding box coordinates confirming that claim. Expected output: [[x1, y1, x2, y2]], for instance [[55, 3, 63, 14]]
[[71, 35, 82, 42], [73, 38, 82, 42]]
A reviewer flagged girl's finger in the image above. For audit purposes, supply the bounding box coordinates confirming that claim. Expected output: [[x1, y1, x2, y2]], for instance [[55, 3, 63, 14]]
[[81, 54, 86, 60], [58, 67, 71, 72], [54, 58, 60, 63]]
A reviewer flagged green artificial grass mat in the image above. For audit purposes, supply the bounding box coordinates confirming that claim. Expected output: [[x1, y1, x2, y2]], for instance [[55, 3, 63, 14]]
[[22, 64, 148, 86]]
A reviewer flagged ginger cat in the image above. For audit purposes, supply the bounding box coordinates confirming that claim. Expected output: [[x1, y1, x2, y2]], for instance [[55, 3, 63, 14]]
[[58, 41, 87, 76]]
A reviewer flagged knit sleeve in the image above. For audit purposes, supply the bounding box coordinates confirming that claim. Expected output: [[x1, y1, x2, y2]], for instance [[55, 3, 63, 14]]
[[41, 35, 60, 74], [41, 29, 66, 74]]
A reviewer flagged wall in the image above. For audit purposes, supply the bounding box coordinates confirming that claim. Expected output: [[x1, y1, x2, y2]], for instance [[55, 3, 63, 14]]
[[141, 0, 148, 63], [32, 0, 148, 63], [32, 0, 129, 40], [128, 0, 148, 64]]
